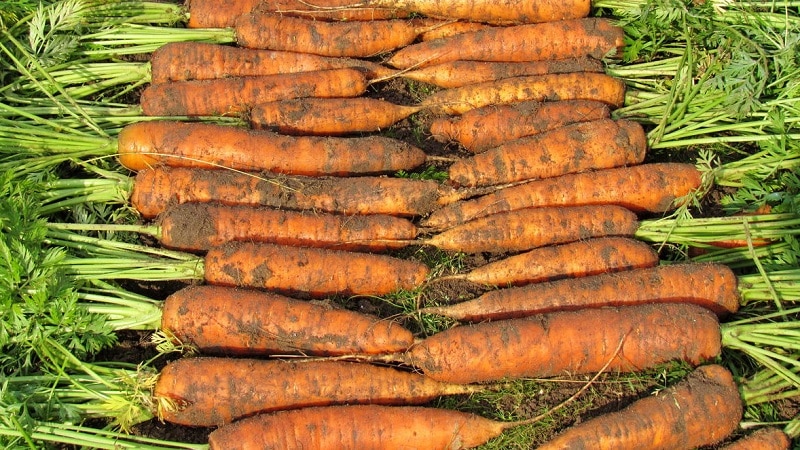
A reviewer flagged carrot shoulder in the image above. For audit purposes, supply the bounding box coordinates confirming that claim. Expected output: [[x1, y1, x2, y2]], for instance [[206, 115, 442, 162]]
[[719, 427, 792, 450]]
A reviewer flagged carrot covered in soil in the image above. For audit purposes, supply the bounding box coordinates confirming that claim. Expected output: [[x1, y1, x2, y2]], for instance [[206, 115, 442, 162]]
[[139, 67, 368, 116], [116, 121, 427, 176], [249, 97, 424, 135], [388, 17, 624, 69], [420, 262, 741, 321], [719, 427, 792, 450], [371, 0, 592, 24], [538, 364, 743, 450], [423, 163, 701, 230], [446, 118, 647, 187], [154, 358, 483, 427], [429, 99, 611, 152], [161, 285, 415, 356]]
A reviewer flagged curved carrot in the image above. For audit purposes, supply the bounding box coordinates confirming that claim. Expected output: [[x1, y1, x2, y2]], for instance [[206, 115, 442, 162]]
[[161, 285, 414, 356], [403, 302, 722, 383], [420, 262, 742, 321], [371, 0, 592, 24], [539, 364, 742, 449], [446, 119, 646, 187], [155, 358, 482, 427], [720, 427, 792, 450]]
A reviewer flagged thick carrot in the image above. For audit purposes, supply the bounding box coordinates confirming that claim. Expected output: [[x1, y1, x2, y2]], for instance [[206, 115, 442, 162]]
[[203, 241, 429, 297], [429, 99, 611, 152], [446, 119, 647, 187], [436, 237, 660, 287], [420, 262, 741, 320], [402, 57, 605, 89], [154, 358, 482, 427], [423, 163, 701, 230], [419, 72, 627, 115], [161, 285, 414, 356], [249, 97, 424, 135], [388, 17, 623, 69], [139, 67, 367, 116], [538, 364, 742, 449], [116, 121, 426, 176], [149, 42, 396, 84], [130, 167, 462, 219], [369, 0, 592, 24], [207, 404, 513, 449], [402, 302, 723, 383], [720, 427, 792, 450]]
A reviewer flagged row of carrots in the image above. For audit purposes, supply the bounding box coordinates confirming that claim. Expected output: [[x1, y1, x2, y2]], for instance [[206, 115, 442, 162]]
[[100, 1, 791, 448]]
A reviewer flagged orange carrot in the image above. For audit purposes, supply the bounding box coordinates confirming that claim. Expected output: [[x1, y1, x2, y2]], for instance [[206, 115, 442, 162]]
[[139, 67, 367, 116], [446, 119, 646, 187], [402, 57, 605, 89], [429, 99, 610, 152], [423, 163, 701, 230], [116, 121, 426, 176], [424, 205, 640, 254], [388, 17, 623, 69], [203, 241, 429, 297], [539, 364, 742, 450], [420, 262, 741, 321], [369, 0, 592, 24], [154, 358, 482, 427], [409, 17, 492, 41], [249, 97, 424, 135], [149, 42, 396, 84], [130, 167, 462, 219], [720, 427, 792, 450], [402, 302, 722, 383], [161, 285, 415, 356], [436, 237, 659, 287]]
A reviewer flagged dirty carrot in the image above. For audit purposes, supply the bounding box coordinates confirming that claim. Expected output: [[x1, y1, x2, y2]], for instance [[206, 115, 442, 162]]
[[719, 427, 792, 450], [446, 118, 646, 187], [429, 99, 610, 152], [249, 97, 424, 135], [370, 0, 592, 24]]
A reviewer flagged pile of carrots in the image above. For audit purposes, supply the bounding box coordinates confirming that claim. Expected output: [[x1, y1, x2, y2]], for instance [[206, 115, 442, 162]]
[[115, 1, 783, 448]]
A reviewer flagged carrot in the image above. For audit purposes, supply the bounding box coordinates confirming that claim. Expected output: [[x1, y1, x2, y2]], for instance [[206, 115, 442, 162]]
[[149, 42, 396, 84], [401, 57, 605, 89], [436, 237, 660, 287], [161, 285, 414, 356], [387, 17, 623, 69], [207, 404, 515, 449], [402, 302, 722, 383], [423, 163, 701, 230], [446, 119, 647, 187], [130, 167, 462, 219], [116, 121, 426, 176], [409, 17, 492, 41], [139, 67, 367, 116], [203, 241, 429, 297], [154, 358, 482, 427], [429, 99, 611, 152], [720, 427, 792, 450], [234, 12, 419, 58], [249, 97, 424, 135], [424, 205, 640, 254], [369, 0, 592, 24], [539, 364, 742, 449], [420, 262, 741, 320]]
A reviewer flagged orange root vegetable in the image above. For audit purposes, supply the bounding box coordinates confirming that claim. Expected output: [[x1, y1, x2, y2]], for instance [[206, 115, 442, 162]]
[[161, 285, 415, 356], [139, 68, 367, 116], [424, 163, 701, 229], [429, 99, 610, 152], [234, 12, 419, 57], [402, 57, 604, 89], [446, 119, 646, 187], [403, 302, 723, 384], [388, 17, 623, 69], [371, 0, 592, 24], [419, 72, 627, 115], [116, 121, 426, 176], [719, 427, 792, 450], [207, 404, 515, 449], [130, 167, 462, 219], [203, 241, 429, 297], [249, 97, 424, 135], [436, 237, 659, 287], [424, 205, 639, 254], [420, 262, 741, 321], [409, 18, 492, 41], [539, 364, 742, 450], [149, 42, 396, 84], [155, 358, 482, 427]]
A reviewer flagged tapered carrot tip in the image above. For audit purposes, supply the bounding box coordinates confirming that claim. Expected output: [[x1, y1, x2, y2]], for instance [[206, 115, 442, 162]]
[[719, 427, 792, 450]]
